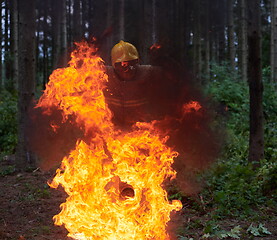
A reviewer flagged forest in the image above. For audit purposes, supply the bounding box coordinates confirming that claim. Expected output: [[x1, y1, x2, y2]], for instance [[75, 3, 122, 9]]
[[0, 0, 276, 239]]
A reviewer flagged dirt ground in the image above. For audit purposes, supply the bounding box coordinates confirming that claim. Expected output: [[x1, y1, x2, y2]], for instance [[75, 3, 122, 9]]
[[0, 161, 276, 240]]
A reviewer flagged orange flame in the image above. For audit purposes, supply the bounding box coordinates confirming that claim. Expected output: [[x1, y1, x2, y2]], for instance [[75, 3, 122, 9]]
[[150, 43, 162, 51], [37, 41, 182, 239], [182, 101, 202, 114]]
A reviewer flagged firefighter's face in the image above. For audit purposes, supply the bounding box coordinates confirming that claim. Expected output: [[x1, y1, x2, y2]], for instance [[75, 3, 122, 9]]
[[114, 59, 139, 81]]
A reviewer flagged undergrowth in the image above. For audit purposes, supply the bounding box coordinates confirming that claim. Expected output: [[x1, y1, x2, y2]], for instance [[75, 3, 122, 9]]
[[0, 89, 18, 157], [175, 63, 277, 239]]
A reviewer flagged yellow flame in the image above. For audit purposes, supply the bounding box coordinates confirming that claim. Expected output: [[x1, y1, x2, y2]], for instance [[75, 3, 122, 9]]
[[37, 41, 182, 240]]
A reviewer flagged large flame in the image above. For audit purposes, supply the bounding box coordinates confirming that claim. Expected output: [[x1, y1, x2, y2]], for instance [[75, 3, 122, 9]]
[[37, 41, 182, 239]]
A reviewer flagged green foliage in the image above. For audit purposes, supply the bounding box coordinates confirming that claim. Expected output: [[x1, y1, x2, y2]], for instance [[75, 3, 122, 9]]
[[247, 223, 272, 237], [200, 62, 277, 219], [0, 165, 16, 176], [19, 181, 51, 202], [205, 160, 270, 218], [263, 80, 277, 162], [203, 223, 242, 239], [0, 90, 18, 155]]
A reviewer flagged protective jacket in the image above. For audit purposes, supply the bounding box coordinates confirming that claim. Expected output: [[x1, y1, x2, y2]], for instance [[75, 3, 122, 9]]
[[104, 65, 166, 127]]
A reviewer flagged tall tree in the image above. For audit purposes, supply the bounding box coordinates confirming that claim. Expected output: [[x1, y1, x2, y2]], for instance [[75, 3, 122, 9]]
[[16, 0, 37, 170], [138, 0, 153, 63], [10, 0, 19, 91], [247, 0, 264, 165], [106, 0, 114, 65], [227, 0, 236, 70], [52, 0, 68, 69], [60, 0, 68, 66], [152, 0, 157, 44], [217, 0, 227, 63], [72, 0, 82, 42], [118, 0, 125, 40], [203, 0, 211, 81], [238, 0, 248, 81], [89, 0, 110, 63], [271, 0, 277, 82], [4, 0, 12, 87], [0, 1, 2, 88], [192, 0, 202, 78], [41, 1, 51, 87]]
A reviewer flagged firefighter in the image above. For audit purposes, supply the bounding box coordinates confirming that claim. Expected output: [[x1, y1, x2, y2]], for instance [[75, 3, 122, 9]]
[[104, 40, 175, 128]]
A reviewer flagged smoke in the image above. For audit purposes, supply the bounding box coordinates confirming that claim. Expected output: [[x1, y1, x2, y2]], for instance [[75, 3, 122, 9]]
[[27, 105, 85, 170], [28, 41, 221, 191], [148, 44, 222, 196]]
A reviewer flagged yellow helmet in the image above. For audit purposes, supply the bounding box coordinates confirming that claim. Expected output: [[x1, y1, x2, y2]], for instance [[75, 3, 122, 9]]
[[111, 40, 139, 67]]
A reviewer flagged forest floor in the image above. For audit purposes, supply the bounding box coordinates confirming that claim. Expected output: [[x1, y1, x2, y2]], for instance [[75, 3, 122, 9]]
[[0, 158, 276, 240]]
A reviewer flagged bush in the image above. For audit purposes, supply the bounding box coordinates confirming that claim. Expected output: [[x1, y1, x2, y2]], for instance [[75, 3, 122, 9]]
[[201, 63, 277, 218], [0, 90, 18, 155]]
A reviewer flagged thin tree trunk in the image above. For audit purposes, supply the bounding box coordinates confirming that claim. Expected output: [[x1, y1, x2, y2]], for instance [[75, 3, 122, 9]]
[[52, 0, 62, 69], [82, 0, 88, 38], [193, 0, 202, 79], [60, 0, 68, 67], [152, 0, 157, 44], [271, 0, 277, 83], [16, 0, 36, 170], [4, 0, 10, 86], [0, 2, 3, 88], [239, 0, 248, 81], [216, 0, 227, 63], [106, 0, 114, 65], [227, 0, 236, 71], [42, 6, 49, 87], [10, 0, 19, 91], [179, 0, 187, 65], [87, 0, 93, 39], [138, 0, 153, 64], [204, 0, 211, 81], [119, 0, 125, 40], [72, 0, 82, 42], [67, 0, 73, 48], [247, 0, 264, 166]]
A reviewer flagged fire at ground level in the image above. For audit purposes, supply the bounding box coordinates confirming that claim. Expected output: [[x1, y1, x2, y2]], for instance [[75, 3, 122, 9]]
[[0, 168, 276, 240]]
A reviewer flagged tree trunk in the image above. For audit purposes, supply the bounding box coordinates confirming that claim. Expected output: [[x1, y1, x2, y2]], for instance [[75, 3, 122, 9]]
[[89, 0, 109, 62], [66, 0, 73, 47], [42, 5, 49, 87], [210, 1, 221, 63], [16, 0, 36, 170], [106, 0, 114, 65], [193, 0, 202, 79], [152, 0, 157, 44], [138, 0, 153, 64], [72, 0, 82, 42], [61, 0, 68, 66], [52, 0, 62, 69], [10, 0, 19, 91], [203, 0, 211, 81], [271, 0, 277, 83], [51, 0, 68, 69], [238, 0, 248, 82], [247, 0, 264, 166], [217, 0, 227, 63], [179, 0, 188, 65], [227, 0, 236, 71], [118, 0, 125, 40], [4, 0, 11, 88], [0, 2, 2, 88]]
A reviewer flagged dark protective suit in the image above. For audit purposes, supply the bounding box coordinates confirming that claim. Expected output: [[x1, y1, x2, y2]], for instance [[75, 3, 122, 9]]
[[104, 65, 176, 127]]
